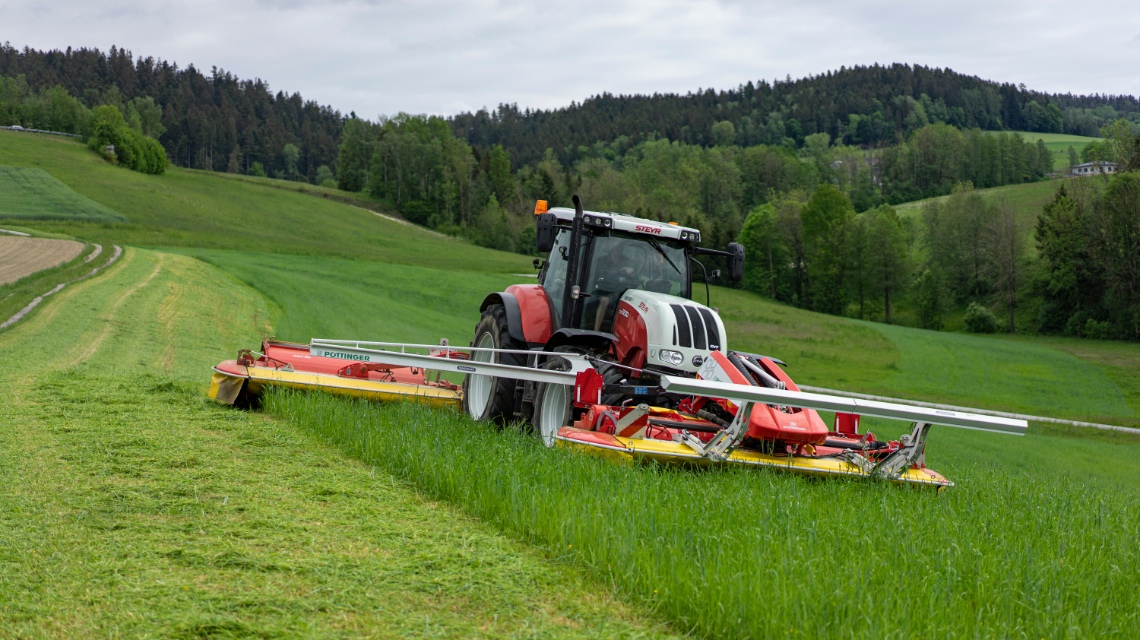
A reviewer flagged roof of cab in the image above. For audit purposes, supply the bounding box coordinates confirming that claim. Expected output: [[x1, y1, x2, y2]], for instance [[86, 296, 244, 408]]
[[545, 207, 701, 242]]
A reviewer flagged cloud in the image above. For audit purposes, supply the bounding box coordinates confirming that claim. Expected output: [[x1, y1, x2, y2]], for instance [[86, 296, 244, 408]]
[[1, 0, 1138, 117]]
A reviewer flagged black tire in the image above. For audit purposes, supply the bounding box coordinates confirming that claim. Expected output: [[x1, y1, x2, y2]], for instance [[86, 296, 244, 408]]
[[463, 304, 524, 425], [532, 357, 572, 447], [598, 362, 629, 407]]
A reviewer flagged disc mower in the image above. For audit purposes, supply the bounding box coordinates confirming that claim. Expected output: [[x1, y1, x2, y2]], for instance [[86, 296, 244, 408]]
[[210, 196, 1026, 487]]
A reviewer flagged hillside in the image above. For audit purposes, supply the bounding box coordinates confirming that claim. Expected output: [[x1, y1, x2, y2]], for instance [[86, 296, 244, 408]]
[[454, 64, 1140, 165], [2, 130, 1135, 427], [2, 126, 1139, 637]]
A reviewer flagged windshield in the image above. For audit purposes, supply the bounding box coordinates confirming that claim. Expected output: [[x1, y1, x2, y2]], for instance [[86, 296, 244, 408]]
[[580, 234, 689, 330]]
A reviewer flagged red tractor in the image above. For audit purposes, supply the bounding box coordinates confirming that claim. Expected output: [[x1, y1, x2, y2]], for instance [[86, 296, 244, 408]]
[[461, 196, 816, 440], [211, 195, 1026, 488]]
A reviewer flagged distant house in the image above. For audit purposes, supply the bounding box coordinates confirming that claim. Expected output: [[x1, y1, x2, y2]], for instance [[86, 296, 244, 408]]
[[1070, 161, 1118, 176]]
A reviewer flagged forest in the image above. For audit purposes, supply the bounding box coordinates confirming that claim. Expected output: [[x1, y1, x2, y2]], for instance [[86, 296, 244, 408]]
[[1, 43, 1138, 339]]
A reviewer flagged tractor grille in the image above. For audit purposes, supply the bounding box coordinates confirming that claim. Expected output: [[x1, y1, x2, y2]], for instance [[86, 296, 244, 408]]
[[670, 304, 722, 351]]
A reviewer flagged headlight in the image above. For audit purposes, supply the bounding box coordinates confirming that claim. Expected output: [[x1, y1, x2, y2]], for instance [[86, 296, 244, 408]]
[[658, 349, 684, 366]]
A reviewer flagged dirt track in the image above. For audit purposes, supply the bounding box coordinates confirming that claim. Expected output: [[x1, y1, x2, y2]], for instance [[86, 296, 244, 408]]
[[0, 237, 84, 285]]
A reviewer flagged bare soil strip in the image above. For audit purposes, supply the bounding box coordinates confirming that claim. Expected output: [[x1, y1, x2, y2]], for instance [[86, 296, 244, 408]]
[[0, 245, 122, 331], [0, 236, 84, 285]]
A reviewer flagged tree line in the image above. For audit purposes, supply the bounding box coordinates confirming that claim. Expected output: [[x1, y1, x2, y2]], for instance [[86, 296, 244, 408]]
[[0, 44, 341, 181], [735, 171, 1139, 341], [452, 63, 1140, 167]]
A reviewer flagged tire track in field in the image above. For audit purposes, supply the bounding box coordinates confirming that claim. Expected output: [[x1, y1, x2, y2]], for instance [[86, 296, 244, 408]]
[[67, 251, 163, 367], [1, 245, 123, 331], [157, 279, 186, 373]]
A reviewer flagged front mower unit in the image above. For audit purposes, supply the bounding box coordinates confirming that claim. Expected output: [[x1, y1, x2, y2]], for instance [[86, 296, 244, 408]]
[[229, 338, 1025, 488]]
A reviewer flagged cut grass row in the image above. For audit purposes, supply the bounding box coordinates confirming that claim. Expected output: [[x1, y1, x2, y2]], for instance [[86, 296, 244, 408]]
[[267, 390, 1140, 639], [0, 247, 676, 638]]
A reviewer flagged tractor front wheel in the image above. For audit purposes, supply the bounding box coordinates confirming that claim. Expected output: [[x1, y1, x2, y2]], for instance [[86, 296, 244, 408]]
[[463, 304, 523, 425], [532, 357, 572, 447]]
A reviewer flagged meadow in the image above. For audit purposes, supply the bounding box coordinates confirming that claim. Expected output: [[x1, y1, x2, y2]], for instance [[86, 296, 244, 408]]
[[0, 165, 126, 222], [0, 248, 675, 638], [1011, 131, 1101, 170], [2, 131, 1140, 637], [269, 390, 1140, 638]]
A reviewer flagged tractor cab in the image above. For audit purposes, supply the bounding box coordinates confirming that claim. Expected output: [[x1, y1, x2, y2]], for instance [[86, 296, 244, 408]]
[[534, 198, 742, 336]]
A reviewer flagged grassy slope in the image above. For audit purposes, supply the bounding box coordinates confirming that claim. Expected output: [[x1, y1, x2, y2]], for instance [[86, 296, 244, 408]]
[[0, 130, 530, 274], [1012, 131, 1101, 170], [3, 115, 1140, 638], [0, 248, 675, 638], [0, 165, 125, 221], [893, 178, 1061, 259]]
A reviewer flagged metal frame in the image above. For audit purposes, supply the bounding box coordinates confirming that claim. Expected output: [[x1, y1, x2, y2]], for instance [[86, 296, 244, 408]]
[[308, 340, 1028, 437]]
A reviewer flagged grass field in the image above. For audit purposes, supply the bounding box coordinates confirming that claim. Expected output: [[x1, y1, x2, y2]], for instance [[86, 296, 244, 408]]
[[269, 391, 1140, 638], [0, 249, 675, 638], [3, 130, 1140, 637], [0, 165, 126, 222], [0, 130, 530, 274], [1011, 131, 1101, 171]]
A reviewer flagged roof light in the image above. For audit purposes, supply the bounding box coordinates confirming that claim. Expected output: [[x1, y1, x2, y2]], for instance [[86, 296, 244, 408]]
[[534, 200, 548, 216], [667, 221, 678, 225]]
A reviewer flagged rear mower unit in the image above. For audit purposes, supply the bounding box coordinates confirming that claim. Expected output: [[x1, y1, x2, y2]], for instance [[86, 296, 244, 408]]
[[210, 196, 1026, 487]]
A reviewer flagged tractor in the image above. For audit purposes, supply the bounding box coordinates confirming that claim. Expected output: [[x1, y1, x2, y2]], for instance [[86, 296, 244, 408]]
[[465, 195, 750, 440]]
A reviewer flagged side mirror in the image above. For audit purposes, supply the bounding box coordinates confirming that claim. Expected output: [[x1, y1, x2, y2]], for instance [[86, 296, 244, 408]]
[[535, 213, 557, 254], [727, 242, 744, 282]]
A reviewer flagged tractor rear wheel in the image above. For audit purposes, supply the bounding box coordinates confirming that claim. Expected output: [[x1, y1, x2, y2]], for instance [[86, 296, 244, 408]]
[[532, 357, 572, 447], [463, 304, 523, 425]]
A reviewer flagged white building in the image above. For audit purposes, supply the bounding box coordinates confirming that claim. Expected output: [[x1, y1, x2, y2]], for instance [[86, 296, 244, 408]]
[[1070, 161, 1118, 176]]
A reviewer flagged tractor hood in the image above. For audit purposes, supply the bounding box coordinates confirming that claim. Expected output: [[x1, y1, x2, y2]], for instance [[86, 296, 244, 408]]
[[617, 289, 727, 374]]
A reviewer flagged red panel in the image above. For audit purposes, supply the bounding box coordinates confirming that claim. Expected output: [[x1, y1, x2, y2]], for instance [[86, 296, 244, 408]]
[[261, 340, 427, 384], [611, 300, 648, 369], [506, 284, 552, 344]]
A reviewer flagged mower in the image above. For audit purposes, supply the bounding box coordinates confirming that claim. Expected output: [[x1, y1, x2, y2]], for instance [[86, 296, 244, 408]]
[[210, 196, 1026, 487]]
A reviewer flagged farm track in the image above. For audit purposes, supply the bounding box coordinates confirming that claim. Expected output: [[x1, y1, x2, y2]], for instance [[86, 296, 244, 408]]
[[0, 236, 84, 285]]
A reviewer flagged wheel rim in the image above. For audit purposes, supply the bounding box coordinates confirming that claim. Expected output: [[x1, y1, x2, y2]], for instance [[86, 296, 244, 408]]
[[466, 332, 496, 419], [537, 383, 569, 447]]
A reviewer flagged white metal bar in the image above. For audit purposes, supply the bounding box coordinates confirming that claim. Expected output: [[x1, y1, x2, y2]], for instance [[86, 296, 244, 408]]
[[311, 339, 540, 359], [798, 385, 1140, 436], [308, 341, 584, 386], [659, 376, 1028, 435]]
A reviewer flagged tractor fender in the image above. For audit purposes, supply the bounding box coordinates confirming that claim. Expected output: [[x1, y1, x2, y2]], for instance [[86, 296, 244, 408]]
[[544, 328, 616, 355], [483, 285, 555, 346], [479, 292, 527, 346]]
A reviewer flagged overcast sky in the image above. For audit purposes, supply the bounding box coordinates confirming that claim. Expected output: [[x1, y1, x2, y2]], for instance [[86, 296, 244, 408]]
[[3, 0, 1139, 118]]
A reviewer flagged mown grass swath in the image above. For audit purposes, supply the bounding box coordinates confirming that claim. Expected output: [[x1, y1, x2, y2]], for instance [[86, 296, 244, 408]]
[[267, 391, 1140, 638]]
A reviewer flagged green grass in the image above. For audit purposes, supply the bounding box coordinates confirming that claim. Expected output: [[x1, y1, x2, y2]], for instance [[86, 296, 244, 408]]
[[0, 165, 125, 222], [0, 247, 676, 637], [1011, 131, 1101, 171], [171, 248, 1139, 427], [862, 321, 1134, 422], [0, 130, 531, 274], [4, 123, 1140, 637], [268, 390, 1140, 639], [0, 241, 107, 329], [182, 249, 530, 344]]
